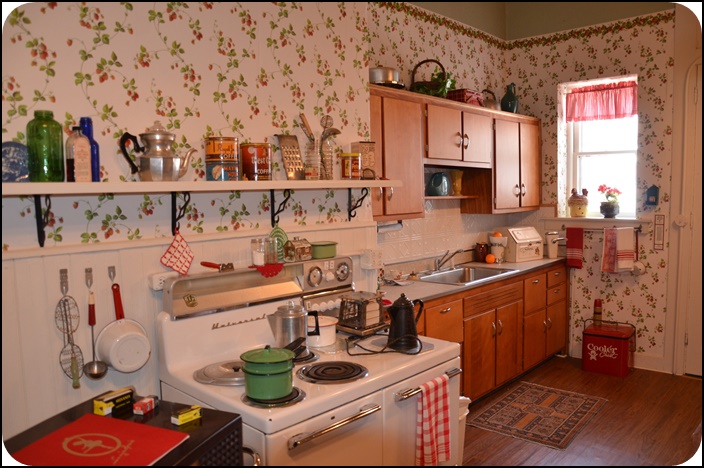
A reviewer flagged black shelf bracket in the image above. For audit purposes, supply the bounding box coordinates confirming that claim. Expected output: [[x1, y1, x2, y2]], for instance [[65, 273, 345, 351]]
[[270, 189, 292, 227], [33, 194, 52, 247], [348, 187, 369, 221], [171, 191, 191, 235]]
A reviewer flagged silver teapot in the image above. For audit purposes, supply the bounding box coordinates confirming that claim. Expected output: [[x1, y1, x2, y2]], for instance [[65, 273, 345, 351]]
[[267, 301, 317, 360], [119, 121, 196, 181]]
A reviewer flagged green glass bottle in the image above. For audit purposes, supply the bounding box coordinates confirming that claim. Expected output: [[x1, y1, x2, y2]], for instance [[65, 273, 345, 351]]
[[27, 110, 64, 182]]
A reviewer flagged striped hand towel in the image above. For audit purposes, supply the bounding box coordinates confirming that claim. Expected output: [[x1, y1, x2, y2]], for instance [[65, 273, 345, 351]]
[[566, 227, 584, 269], [415, 374, 451, 466]]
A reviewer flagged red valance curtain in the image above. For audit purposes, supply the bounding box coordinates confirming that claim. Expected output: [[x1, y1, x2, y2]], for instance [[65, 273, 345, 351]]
[[565, 81, 638, 122]]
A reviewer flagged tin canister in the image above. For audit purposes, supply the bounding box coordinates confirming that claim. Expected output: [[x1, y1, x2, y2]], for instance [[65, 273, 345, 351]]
[[206, 136, 239, 181], [341, 152, 361, 180], [241, 143, 272, 181]]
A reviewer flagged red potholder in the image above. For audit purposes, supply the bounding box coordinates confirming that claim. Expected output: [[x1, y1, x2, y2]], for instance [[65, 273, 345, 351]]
[[160, 231, 194, 275]]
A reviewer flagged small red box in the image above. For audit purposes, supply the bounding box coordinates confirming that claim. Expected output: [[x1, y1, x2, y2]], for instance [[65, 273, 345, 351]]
[[446, 89, 484, 106], [582, 320, 635, 377]]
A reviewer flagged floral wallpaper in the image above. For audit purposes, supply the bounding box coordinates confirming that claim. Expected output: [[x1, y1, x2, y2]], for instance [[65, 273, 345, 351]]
[[2, 2, 678, 361], [2, 2, 373, 250]]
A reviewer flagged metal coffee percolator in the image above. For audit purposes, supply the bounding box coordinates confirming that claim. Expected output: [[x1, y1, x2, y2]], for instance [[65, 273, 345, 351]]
[[267, 300, 317, 359]]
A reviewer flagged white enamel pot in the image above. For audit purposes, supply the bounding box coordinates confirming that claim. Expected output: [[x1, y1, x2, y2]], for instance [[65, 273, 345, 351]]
[[307, 315, 338, 348], [96, 283, 151, 373]]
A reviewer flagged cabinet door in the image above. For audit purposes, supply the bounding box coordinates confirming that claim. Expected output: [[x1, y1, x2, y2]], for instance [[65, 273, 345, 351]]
[[494, 119, 520, 210], [519, 121, 541, 208], [546, 300, 568, 356], [370, 94, 385, 218], [371, 96, 425, 219], [523, 310, 546, 370], [464, 310, 496, 400], [463, 111, 493, 166], [426, 104, 462, 161], [495, 300, 523, 386], [425, 299, 463, 343]]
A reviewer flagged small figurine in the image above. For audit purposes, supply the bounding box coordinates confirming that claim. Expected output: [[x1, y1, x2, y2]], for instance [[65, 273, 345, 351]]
[[568, 188, 589, 217]]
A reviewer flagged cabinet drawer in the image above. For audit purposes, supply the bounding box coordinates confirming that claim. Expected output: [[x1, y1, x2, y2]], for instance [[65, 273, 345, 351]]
[[547, 284, 567, 305], [523, 273, 547, 314], [547, 266, 567, 288], [464, 282, 522, 317], [425, 299, 463, 343]]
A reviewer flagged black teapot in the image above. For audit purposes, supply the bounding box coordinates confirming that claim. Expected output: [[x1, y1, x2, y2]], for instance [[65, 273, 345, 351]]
[[387, 293, 424, 351]]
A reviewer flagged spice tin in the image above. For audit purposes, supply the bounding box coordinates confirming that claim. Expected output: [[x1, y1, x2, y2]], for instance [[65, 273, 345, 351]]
[[206, 136, 239, 181], [351, 141, 375, 171], [341, 152, 361, 179], [283, 237, 312, 262], [241, 143, 272, 181]]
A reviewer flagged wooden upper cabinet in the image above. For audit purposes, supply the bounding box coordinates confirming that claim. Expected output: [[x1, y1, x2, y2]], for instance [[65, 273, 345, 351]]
[[493, 116, 542, 212], [370, 88, 425, 220], [426, 104, 492, 168]]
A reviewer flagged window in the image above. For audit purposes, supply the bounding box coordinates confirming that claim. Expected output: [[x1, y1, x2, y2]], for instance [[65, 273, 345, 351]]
[[562, 76, 638, 218]]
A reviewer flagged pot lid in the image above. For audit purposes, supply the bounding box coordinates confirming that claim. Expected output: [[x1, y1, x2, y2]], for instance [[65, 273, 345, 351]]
[[240, 345, 295, 364], [140, 120, 175, 141], [274, 300, 306, 318], [310, 241, 338, 246]]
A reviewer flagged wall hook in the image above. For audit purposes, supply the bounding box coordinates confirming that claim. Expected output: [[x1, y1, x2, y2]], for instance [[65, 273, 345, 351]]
[[270, 189, 292, 227], [171, 191, 191, 235], [33, 194, 52, 247], [348, 188, 369, 221]]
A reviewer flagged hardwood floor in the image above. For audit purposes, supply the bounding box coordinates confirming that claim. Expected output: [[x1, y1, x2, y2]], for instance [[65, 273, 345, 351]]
[[461, 356, 702, 466]]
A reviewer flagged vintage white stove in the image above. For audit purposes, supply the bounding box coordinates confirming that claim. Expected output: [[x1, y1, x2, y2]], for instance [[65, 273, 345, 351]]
[[157, 257, 461, 466]]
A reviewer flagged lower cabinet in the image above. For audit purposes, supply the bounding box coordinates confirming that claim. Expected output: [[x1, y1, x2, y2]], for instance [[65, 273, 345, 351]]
[[523, 266, 569, 369], [423, 296, 464, 392], [463, 282, 523, 401]]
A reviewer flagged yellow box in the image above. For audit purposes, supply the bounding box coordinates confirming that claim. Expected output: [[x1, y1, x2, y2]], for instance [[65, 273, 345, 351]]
[[93, 386, 135, 416], [171, 404, 202, 425]]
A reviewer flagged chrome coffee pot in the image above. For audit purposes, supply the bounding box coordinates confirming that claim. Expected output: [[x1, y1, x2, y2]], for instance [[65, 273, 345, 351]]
[[119, 121, 196, 181], [267, 300, 316, 359], [387, 293, 424, 352]]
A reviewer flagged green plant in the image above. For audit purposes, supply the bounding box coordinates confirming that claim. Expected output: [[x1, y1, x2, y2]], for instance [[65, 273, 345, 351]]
[[598, 184, 621, 204], [412, 66, 456, 98]]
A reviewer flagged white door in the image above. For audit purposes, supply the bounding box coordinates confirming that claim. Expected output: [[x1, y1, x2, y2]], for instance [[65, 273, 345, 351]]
[[683, 64, 702, 376]]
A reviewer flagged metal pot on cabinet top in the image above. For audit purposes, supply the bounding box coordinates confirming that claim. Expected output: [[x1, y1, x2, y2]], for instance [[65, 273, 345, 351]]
[[119, 121, 197, 181]]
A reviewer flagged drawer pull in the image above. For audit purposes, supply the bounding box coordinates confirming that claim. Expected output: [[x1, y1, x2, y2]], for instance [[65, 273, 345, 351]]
[[492, 322, 497, 337], [553, 271, 562, 277], [497, 319, 503, 335], [533, 279, 540, 284], [440, 307, 452, 314], [543, 320, 547, 332], [547, 317, 552, 329]]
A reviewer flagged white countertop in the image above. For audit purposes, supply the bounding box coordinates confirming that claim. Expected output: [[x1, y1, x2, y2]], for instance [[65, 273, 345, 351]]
[[380, 257, 566, 303]]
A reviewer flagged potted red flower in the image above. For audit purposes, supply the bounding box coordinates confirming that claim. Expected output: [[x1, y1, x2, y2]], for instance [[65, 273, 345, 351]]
[[598, 185, 621, 218]]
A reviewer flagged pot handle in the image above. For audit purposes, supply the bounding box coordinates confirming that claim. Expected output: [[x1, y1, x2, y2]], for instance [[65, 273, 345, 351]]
[[111, 283, 126, 320], [119, 132, 143, 175], [307, 311, 320, 336], [412, 299, 424, 324]]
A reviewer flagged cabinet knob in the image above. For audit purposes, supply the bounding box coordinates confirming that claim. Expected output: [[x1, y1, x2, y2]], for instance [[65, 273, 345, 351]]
[[491, 322, 496, 337], [521, 183, 526, 196], [547, 317, 552, 329], [497, 319, 503, 335], [513, 184, 520, 197], [387, 187, 394, 201], [463, 133, 469, 150], [543, 320, 547, 332], [456, 132, 464, 149]]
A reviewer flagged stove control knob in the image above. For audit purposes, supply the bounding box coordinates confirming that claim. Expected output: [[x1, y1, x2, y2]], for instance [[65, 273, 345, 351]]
[[335, 263, 350, 281], [307, 266, 323, 287]]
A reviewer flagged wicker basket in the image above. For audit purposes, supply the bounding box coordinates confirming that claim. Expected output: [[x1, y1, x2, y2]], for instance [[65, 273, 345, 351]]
[[410, 59, 448, 97]]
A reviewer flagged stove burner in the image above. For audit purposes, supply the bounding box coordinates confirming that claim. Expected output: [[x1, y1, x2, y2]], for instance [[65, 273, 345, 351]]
[[293, 349, 319, 365], [242, 387, 306, 408], [193, 360, 245, 386], [296, 361, 368, 384]]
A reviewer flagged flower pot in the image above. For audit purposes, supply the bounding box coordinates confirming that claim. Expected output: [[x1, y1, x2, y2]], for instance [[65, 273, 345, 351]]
[[600, 202, 619, 218]]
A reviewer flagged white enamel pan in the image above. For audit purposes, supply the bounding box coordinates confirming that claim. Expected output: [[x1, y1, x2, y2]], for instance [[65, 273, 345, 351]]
[[96, 283, 151, 373]]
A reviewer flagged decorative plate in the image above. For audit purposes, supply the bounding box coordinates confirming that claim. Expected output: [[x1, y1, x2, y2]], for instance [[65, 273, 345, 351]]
[[2, 141, 29, 182], [269, 225, 288, 261]]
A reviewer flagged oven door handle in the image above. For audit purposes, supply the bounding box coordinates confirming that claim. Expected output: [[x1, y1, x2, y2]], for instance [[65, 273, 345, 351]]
[[288, 403, 381, 450], [394, 367, 462, 402]]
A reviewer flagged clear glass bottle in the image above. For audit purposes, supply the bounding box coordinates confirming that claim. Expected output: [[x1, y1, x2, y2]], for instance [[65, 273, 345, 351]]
[[264, 238, 278, 264], [251, 238, 266, 266], [79, 117, 100, 182], [65, 126, 92, 182], [27, 110, 64, 182], [320, 138, 334, 180]]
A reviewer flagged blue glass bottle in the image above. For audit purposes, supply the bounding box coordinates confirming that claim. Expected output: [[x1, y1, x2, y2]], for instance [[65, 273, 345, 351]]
[[79, 117, 100, 181]]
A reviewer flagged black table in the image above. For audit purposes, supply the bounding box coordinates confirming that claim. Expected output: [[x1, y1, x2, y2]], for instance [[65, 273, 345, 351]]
[[4, 397, 243, 466]]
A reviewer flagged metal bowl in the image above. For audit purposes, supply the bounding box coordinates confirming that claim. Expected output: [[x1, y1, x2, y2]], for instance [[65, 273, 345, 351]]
[[369, 67, 400, 85]]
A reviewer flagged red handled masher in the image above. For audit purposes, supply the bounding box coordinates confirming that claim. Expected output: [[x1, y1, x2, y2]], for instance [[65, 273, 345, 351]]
[[83, 269, 107, 379], [201, 261, 234, 272]]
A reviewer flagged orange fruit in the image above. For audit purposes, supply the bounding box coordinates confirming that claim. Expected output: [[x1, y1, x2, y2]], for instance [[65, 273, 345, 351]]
[[492, 231, 503, 237], [485, 253, 496, 264]]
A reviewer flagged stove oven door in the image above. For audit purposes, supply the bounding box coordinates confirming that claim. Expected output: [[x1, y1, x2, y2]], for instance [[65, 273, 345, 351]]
[[263, 392, 383, 466], [382, 356, 462, 466]]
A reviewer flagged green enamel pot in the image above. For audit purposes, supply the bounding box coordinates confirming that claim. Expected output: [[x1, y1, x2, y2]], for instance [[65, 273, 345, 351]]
[[240, 345, 295, 400]]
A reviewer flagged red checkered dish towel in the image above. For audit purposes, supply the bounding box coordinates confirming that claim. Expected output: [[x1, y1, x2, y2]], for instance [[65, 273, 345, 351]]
[[415, 374, 451, 466]]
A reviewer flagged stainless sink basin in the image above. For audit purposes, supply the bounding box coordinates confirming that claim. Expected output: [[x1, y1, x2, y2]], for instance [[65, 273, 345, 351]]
[[417, 266, 519, 286]]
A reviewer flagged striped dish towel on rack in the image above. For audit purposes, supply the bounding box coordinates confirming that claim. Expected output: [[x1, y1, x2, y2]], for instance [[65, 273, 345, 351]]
[[566, 227, 584, 269], [602, 227, 635, 273], [415, 374, 451, 466]]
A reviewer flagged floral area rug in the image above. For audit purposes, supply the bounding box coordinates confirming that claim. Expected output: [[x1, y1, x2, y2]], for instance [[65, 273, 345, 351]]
[[467, 381, 607, 450]]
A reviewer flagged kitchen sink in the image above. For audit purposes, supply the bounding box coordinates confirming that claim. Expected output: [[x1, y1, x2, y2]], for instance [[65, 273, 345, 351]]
[[417, 266, 519, 286]]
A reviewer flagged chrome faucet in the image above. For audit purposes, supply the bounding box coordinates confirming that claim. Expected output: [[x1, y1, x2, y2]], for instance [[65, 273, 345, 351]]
[[435, 249, 464, 271]]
